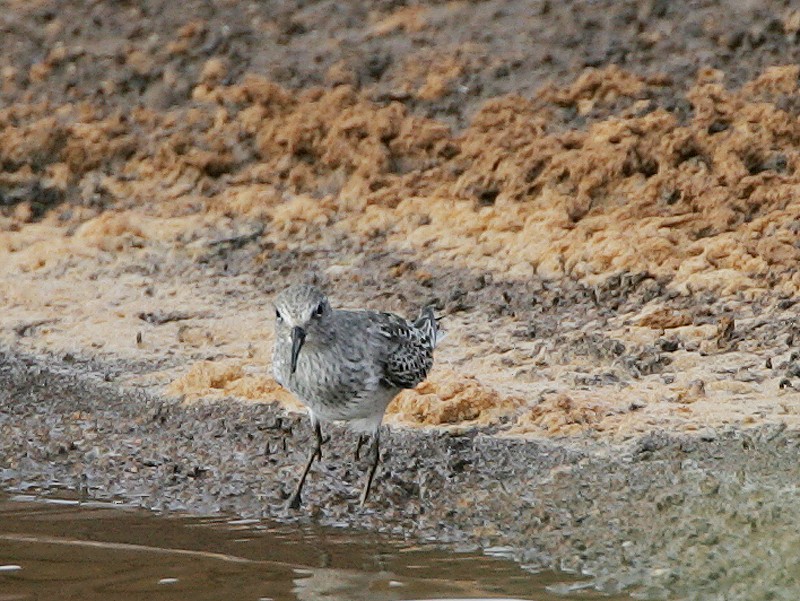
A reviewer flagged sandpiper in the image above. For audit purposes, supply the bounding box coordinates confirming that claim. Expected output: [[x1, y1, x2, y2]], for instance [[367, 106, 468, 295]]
[[272, 284, 441, 508]]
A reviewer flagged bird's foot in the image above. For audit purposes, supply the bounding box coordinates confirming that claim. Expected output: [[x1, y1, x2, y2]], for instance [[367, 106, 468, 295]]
[[286, 491, 302, 510]]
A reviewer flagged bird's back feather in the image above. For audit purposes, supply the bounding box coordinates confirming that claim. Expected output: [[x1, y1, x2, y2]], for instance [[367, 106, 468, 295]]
[[376, 307, 439, 390]]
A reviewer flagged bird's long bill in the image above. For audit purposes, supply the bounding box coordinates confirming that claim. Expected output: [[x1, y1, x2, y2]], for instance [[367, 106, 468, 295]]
[[290, 326, 305, 374]]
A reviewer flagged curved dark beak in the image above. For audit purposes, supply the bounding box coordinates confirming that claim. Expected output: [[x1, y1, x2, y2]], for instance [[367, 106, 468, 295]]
[[290, 326, 305, 374]]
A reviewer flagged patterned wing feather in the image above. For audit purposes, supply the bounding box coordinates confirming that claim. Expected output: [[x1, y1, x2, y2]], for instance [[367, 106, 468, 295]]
[[375, 310, 437, 389]]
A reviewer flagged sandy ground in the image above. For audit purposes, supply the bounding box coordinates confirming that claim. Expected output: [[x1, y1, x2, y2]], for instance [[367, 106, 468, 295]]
[[2, 1, 800, 438], [3, 1, 800, 598]]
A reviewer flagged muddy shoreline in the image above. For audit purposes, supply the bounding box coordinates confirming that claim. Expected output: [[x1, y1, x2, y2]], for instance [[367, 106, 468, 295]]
[[3, 347, 799, 600], [5, 1, 800, 598]]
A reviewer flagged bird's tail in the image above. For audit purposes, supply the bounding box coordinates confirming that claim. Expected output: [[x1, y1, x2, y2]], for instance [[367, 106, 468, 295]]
[[415, 306, 444, 349]]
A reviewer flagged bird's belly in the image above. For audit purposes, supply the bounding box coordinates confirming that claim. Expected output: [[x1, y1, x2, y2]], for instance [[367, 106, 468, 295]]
[[291, 379, 398, 423], [284, 347, 399, 426]]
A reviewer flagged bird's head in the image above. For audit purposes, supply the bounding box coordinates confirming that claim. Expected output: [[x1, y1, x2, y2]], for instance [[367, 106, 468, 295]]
[[273, 284, 331, 374]]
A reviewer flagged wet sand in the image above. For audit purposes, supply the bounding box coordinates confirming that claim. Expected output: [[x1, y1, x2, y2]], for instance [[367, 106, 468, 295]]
[[3, 349, 800, 600]]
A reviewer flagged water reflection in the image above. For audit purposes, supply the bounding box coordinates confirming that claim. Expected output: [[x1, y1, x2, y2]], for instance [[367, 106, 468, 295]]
[[0, 491, 622, 601], [291, 566, 533, 601]]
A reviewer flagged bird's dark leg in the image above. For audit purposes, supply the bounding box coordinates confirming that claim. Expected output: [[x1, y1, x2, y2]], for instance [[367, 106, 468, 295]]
[[314, 435, 323, 461], [354, 434, 367, 461], [287, 421, 324, 510], [359, 431, 380, 507]]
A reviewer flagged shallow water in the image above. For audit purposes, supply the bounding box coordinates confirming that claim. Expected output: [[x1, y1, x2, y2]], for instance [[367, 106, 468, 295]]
[[0, 491, 626, 601]]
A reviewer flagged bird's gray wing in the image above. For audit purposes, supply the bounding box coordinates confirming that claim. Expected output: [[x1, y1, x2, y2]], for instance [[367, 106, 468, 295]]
[[372, 312, 435, 389]]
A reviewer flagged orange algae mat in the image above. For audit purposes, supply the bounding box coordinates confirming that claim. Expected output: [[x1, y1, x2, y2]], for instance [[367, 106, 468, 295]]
[[2, 60, 800, 439]]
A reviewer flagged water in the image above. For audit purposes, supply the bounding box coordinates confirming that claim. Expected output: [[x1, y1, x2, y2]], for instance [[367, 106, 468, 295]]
[[0, 491, 623, 601]]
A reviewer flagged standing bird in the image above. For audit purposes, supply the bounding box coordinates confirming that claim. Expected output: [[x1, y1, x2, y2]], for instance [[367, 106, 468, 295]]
[[272, 284, 441, 509]]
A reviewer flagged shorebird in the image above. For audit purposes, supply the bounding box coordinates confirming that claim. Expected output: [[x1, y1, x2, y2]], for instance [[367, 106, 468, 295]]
[[272, 284, 441, 508]]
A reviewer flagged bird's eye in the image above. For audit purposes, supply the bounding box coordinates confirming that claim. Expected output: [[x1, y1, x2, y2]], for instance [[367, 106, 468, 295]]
[[275, 308, 283, 322], [313, 303, 324, 318]]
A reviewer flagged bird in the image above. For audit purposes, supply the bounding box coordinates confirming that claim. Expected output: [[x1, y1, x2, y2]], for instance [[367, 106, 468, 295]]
[[272, 284, 441, 509]]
